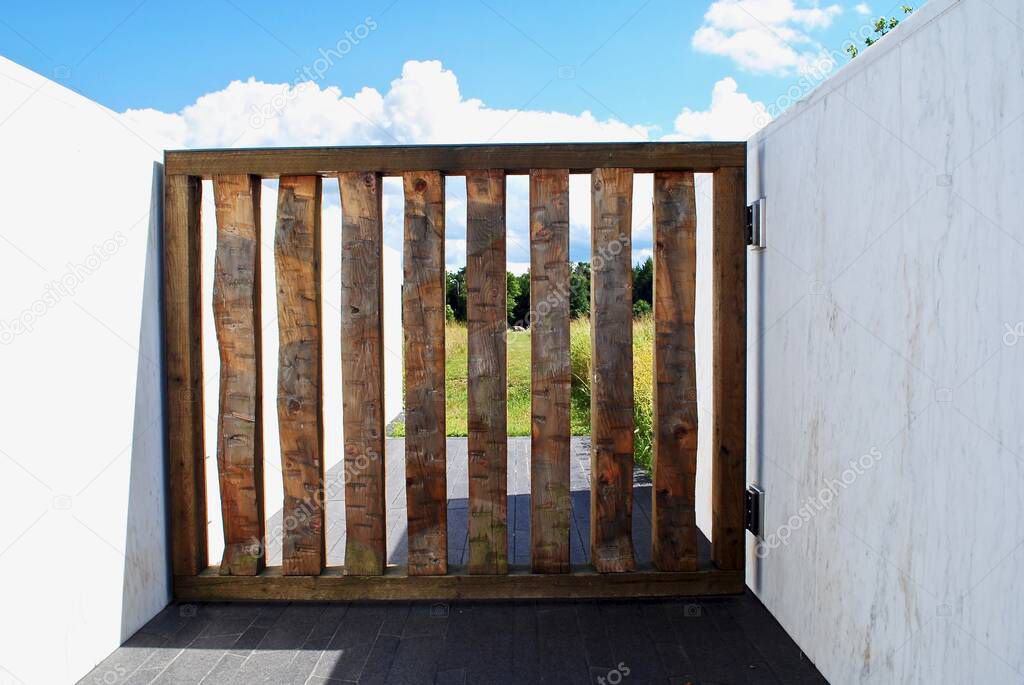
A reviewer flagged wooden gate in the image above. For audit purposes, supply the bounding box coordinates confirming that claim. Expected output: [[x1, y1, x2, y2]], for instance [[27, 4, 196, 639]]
[[163, 143, 747, 601]]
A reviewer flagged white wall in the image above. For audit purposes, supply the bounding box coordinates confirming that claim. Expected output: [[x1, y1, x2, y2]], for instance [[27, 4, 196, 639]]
[[0, 57, 167, 684], [746, 0, 1024, 681]]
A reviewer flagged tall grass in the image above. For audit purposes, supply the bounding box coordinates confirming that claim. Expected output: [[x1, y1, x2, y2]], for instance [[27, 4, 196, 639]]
[[389, 322, 532, 437], [389, 317, 656, 473], [569, 315, 655, 470]]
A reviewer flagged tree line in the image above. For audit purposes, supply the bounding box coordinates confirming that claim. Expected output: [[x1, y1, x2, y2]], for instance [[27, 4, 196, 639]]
[[445, 256, 654, 326]]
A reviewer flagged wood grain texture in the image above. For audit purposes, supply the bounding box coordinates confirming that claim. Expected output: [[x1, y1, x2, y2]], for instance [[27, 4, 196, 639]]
[[529, 169, 572, 574], [711, 166, 747, 572], [589, 168, 636, 573], [338, 172, 388, 576], [175, 566, 745, 602], [275, 175, 324, 576], [164, 174, 207, 576], [172, 565, 741, 602], [652, 172, 699, 572], [466, 170, 508, 575], [403, 171, 448, 576], [165, 142, 747, 178], [212, 174, 265, 576]]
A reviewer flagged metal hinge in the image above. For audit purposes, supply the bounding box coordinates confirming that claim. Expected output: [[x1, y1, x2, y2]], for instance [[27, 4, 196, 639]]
[[745, 485, 764, 537], [747, 198, 766, 250]]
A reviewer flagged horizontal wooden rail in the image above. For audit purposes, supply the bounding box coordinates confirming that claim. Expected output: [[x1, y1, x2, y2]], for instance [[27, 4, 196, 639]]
[[165, 142, 746, 178], [175, 566, 744, 601]]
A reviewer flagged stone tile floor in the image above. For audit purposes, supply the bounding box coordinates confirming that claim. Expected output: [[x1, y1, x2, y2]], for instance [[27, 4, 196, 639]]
[[80, 593, 827, 684], [266, 438, 652, 568]]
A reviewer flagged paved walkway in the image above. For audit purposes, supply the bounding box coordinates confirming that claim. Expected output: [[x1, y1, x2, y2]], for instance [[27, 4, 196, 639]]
[[80, 594, 827, 684], [268, 437, 656, 567]]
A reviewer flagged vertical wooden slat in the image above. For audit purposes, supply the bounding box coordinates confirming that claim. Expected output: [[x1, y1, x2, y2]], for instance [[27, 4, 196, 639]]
[[339, 172, 388, 576], [164, 174, 207, 576], [651, 172, 699, 572], [529, 169, 571, 574], [212, 174, 265, 576], [275, 175, 324, 576], [589, 167, 636, 573], [402, 171, 448, 576], [466, 170, 509, 575], [712, 166, 747, 572]]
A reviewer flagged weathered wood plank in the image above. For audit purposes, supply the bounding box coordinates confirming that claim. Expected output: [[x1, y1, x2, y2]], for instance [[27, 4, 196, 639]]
[[402, 171, 448, 576], [338, 171, 388, 576], [275, 175, 324, 576], [164, 174, 207, 576], [466, 170, 508, 575], [212, 174, 265, 576], [712, 166, 747, 572], [529, 169, 572, 574], [652, 172, 699, 572], [165, 142, 747, 178], [175, 566, 744, 601], [589, 168, 636, 573]]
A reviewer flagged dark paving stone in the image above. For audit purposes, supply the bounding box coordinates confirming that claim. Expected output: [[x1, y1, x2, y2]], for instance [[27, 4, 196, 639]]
[[575, 602, 616, 670], [380, 603, 411, 636], [510, 603, 541, 684], [151, 645, 226, 684], [90, 592, 827, 685], [228, 626, 268, 656], [434, 667, 466, 685], [199, 653, 246, 684], [536, 604, 590, 685], [357, 634, 400, 685], [598, 602, 667, 682], [314, 604, 386, 681], [654, 641, 696, 679], [251, 603, 287, 629], [402, 603, 451, 638], [386, 635, 445, 685]]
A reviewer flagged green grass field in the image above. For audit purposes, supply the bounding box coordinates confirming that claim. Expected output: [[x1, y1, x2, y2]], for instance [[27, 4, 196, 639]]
[[388, 316, 656, 470]]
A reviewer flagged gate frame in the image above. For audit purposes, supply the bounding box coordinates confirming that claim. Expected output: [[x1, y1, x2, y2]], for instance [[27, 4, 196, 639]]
[[163, 143, 747, 601]]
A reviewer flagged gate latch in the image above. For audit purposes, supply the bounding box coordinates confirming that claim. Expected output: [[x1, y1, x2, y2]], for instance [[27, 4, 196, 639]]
[[745, 484, 765, 537], [747, 198, 766, 250]]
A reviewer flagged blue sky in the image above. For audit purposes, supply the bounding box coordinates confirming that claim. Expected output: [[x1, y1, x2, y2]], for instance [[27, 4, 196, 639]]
[[1, 0, 911, 265], [0, 0, 903, 130]]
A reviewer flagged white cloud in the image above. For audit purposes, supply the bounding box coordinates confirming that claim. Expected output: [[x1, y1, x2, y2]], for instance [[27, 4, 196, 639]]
[[667, 77, 768, 141], [123, 60, 650, 149], [692, 0, 842, 75], [122, 60, 768, 267], [854, 3, 872, 16]]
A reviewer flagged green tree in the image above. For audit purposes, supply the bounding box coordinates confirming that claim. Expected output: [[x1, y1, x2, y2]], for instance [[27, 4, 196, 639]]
[[632, 257, 653, 309], [504, 271, 531, 326], [569, 262, 591, 319], [846, 5, 914, 58], [446, 267, 467, 322], [506, 271, 522, 325], [632, 300, 652, 318]]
